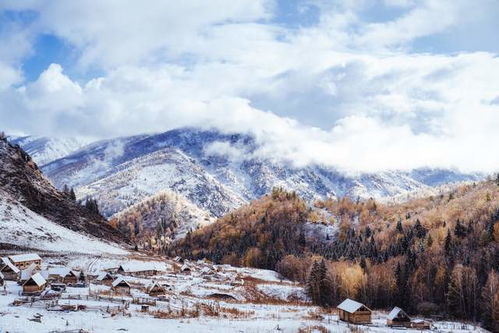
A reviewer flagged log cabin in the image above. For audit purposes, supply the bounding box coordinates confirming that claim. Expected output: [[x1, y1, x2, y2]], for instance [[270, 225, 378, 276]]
[[0, 271, 4, 287], [0, 257, 20, 280], [112, 277, 131, 295], [22, 272, 46, 295], [147, 282, 167, 296], [8, 253, 42, 270], [337, 298, 372, 324], [43, 268, 79, 285], [96, 272, 114, 286], [117, 262, 164, 277], [387, 307, 411, 327]]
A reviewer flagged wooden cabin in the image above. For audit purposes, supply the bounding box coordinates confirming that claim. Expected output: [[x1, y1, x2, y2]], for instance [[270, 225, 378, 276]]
[[180, 264, 191, 274], [112, 277, 131, 295], [0, 257, 20, 280], [8, 253, 42, 269], [147, 282, 167, 296], [96, 272, 114, 286], [387, 307, 411, 327], [44, 268, 79, 285], [337, 299, 372, 324], [117, 262, 163, 277], [19, 263, 39, 285], [0, 271, 4, 287], [22, 273, 46, 295]]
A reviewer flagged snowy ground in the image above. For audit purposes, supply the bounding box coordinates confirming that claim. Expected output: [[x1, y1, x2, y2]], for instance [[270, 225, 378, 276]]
[[0, 253, 489, 333], [0, 194, 126, 255]]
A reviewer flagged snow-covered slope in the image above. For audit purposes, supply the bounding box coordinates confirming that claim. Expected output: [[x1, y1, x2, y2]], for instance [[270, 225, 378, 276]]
[[9, 135, 91, 166], [40, 128, 481, 220], [0, 190, 126, 254]]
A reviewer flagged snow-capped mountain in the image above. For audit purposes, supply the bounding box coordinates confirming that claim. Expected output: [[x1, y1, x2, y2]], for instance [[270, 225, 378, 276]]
[[8, 135, 92, 166], [39, 128, 482, 221], [0, 136, 124, 244]]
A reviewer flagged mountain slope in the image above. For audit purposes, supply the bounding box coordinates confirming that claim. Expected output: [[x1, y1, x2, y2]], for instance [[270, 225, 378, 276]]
[[0, 190, 126, 254], [8, 135, 91, 166], [0, 136, 124, 243], [40, 128, 481, 221], [111, 190, 213, 244], [172, 181, 499, 327]]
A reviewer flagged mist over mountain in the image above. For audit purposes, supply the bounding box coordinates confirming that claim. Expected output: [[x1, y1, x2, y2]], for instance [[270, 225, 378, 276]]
[[14, 128, 481, 223]]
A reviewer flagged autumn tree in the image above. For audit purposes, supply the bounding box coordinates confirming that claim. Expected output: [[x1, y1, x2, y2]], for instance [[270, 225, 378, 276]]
[[481, 270, 499, 331]]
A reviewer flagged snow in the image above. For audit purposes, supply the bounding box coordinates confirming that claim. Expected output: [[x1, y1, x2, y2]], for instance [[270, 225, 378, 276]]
[[8, 253, 42, 263], [0, 193, 127, 255], [387, 306, 407, 320], [42, 128, 481, 226], [337, 298, 368, 313], [28, 272, 46, 286], [1, 257, 20, 273], [118, 262, 168, 273], [0, 256, 488, 333]]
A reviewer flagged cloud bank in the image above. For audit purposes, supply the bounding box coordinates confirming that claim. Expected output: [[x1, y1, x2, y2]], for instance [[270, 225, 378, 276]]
[[0, 0, 498, 172]]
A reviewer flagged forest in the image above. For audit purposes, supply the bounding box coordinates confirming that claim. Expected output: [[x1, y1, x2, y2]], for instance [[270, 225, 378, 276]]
[[172, 178, 499, 331]]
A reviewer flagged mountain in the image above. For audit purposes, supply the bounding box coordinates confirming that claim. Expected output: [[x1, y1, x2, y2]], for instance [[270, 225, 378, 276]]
[[0, 136, 124, 244], [111, 190, 213, 245], [172, 181, 499, 327], [40, 128, 481, 222], [8, 135, 91, 166]]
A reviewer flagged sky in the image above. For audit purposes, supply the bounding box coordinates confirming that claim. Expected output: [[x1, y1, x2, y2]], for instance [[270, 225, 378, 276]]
[[0, 0, 498, 172]]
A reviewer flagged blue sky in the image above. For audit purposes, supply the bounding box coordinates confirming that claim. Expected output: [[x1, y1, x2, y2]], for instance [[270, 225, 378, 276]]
[[0, 0, 498, 172]]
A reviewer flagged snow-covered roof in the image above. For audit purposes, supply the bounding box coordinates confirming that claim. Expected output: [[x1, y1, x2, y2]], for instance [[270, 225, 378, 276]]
[[387, 306, 410, 320], [148, 282, 166, 292], [9, 253, 41, 263], [112, 277, 131, 288], [1, 257, 20, 273], [337, 299, 371, 313], [96, 272, 113, 280], [45, 267, 78, 278], [118, 262, 165, 273], [20, 263, 38, 280], [0, 271, 4, 279], [180, 264, 191, 271], [25, 272, 46, 286]]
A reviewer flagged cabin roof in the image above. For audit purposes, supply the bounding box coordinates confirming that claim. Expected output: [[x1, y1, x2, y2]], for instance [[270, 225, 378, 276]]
[[24, 272, 46, 287], [45, 267, 78, 278], [96, 272, 113, 280], [387, 306, 410, 320], [118, 262, 165, 273], [337, 298, 371, 313], [148, 282, 166, 292], [20, 263, 38, 280], [0, 271, 4, 279], [9, 253, 41, 263], [1, 257, 20, 273], [112, 277, 131, 288]]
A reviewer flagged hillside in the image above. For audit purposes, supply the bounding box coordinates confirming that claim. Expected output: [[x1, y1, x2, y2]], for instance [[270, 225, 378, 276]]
[[8, 135, 91, 166], [173, 181, 499, 329], [0, 136, 124, 243], [38, 128, 481, 222], [110, 190, 213, 248]]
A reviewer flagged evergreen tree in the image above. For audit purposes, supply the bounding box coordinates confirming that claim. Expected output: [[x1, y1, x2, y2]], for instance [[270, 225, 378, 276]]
[[396, 220, 403, 233], [69, 188, 76, 201], [454, 219, 467, 238], [307, 259, 334, 307]]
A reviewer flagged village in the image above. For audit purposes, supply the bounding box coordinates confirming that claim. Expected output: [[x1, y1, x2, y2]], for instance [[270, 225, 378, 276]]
[[0, 251, 486, 333]]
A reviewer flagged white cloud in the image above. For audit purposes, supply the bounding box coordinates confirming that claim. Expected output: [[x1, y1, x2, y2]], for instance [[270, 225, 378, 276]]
[[0, 0, 498, 173]]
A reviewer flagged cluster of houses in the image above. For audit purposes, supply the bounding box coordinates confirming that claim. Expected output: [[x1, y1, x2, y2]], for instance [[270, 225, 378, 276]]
[[0, 253, 175, 298], [337, 298, 430, 329]]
